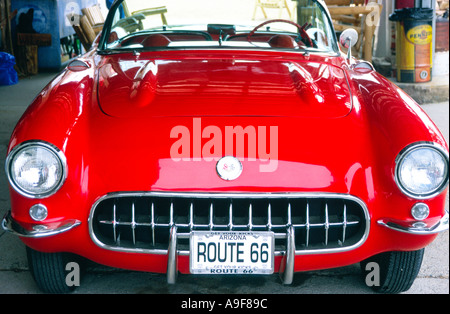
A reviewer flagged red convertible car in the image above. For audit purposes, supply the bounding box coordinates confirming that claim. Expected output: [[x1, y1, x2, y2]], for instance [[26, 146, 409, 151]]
[[2, 0, 448, 293]]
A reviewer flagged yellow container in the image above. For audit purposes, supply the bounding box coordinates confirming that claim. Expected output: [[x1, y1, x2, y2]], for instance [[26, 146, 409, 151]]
[[390, 8, 434, 83]]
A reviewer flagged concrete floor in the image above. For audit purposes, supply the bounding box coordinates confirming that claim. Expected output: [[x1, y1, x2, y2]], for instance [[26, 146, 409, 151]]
[[0, 72, 448, 294]]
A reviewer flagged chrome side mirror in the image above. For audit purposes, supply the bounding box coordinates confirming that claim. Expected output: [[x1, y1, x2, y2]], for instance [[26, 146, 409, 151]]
[[339, 28, 358, 63]]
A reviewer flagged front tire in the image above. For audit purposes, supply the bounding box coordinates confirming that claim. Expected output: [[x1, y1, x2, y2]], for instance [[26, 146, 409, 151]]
[[27, 247, 81, 293], [361, 249, 424, 293]]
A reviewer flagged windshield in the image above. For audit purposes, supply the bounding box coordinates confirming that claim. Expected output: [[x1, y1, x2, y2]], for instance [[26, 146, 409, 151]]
[[101, 0, 337, 53]]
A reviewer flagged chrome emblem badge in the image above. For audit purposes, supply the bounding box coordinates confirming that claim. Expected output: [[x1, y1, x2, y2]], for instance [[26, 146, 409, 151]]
[[216, 156, 243, 181]]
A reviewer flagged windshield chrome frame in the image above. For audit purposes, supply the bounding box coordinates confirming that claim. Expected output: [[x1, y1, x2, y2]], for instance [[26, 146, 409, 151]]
[[98, 0, 339, 54]]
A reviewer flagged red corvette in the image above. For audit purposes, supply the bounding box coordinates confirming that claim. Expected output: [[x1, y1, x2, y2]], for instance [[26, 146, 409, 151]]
[[2, 0, 448, 293]]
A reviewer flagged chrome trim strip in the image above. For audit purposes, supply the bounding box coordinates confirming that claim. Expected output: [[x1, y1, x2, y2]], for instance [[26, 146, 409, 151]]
[[324, 203, 329, 246], [378, 211, 449, 235], [151, 202, 155, 246], [91, 191, 371, 201], [131, 201, 136, 245], [2, 210, 81, 238], [208, 203, 213, 230], [88, 191, 371, 257], [305, 201, 310, 247], [342, 204, 347, 243], [113, 201, 117, 243]]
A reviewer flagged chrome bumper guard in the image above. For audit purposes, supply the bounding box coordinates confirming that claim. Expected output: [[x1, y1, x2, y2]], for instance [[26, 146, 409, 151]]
[[1, 210, 81, 238], [165, 223, 297, 285]]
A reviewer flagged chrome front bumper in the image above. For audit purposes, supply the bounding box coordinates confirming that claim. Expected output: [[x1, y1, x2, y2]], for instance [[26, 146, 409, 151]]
[[377, 211, 449, 235], [1, 211, 81, 238], [3, 207, 448, 285]]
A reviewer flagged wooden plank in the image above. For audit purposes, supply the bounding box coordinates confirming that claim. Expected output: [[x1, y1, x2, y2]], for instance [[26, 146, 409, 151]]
[[17, 33, 51, 46], [80, 15, 96, 45], [132, 6, 168, 16], [67, 13, 88, 50], [92, 24, 103, 35], [82, 5, 104, 26], [73, 24, 91, 50], [324, 0, 366, 5], [328, 6, 376, 15], [333, 23, 361, 33], [16, 45, 38, 75], [82, 8, 94, 26], [363, 21, 375, 61], [332, 14, 361, 25], [363, 4, 382, 61]]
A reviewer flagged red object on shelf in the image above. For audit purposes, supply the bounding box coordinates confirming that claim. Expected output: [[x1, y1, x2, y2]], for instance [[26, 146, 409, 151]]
[[396, 0, 415, 9]]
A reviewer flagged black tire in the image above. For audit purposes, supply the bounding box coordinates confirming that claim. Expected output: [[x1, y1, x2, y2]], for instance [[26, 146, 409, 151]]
[[26, 247, 82, 293], [360, 249, 424, 293]]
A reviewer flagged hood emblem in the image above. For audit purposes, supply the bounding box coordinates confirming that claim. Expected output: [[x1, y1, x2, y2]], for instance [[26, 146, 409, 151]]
[[216, 156, 243, 181]]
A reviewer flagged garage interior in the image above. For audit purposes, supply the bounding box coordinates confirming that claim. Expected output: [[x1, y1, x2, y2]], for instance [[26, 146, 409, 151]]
[[1, 0, 448, 102], [0, 0, 448, 294]]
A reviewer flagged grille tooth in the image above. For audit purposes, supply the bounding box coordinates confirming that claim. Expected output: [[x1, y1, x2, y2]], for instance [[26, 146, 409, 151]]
[[90, 193, 369, 254]]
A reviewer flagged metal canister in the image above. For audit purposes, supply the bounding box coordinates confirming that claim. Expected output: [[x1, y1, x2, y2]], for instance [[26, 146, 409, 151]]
[[390, 8, 434, 83]]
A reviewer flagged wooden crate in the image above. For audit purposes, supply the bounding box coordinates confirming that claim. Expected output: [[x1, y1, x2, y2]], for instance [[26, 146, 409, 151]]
[[325, 0, 382, 62], [16, 33, 51, 75]]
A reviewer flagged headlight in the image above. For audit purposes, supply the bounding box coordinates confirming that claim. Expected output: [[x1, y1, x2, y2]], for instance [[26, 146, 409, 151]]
[[395, 143, 449, 199], [6, 141, 67, 198]]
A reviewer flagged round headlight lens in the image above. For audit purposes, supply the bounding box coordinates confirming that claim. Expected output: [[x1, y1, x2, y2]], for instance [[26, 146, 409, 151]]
[[396, 143, 449, 199], [6, 141, 67, 198]]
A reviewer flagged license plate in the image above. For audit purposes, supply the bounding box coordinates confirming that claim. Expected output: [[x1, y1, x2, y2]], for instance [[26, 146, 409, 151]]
[[190, 231, 274, 275]]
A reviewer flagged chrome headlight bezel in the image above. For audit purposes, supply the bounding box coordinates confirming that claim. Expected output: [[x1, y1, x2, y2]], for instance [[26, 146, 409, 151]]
[[5, 141, 67, 199], [395, 142, 449, 199]]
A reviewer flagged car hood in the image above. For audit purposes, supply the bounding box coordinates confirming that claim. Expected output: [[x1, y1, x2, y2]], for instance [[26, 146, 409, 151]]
[[97, 55, 352, 118]]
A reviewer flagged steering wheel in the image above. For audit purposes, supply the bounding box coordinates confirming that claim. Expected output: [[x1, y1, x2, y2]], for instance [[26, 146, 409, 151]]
[[247, 19, 313, 47]]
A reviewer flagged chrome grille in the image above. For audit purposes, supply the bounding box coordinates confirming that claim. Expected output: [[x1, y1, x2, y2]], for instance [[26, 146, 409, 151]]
[[89, 192, 369, 254]]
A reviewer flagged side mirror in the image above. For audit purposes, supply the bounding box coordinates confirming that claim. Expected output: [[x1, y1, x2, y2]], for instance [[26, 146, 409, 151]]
[[339, 28, 358, 62]]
